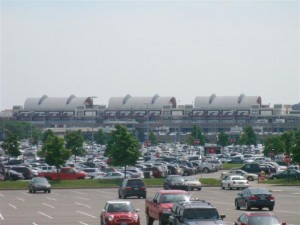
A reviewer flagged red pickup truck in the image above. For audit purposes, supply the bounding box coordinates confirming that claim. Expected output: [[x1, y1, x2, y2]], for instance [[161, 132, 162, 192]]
[[145, 190, 190, 225], [38, 167, 87, 180]]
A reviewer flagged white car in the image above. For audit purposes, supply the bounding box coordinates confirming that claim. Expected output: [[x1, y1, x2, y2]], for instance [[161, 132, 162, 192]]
[[81, 168, 105, 179], [221, 175, 249, 190], [95, 171, 129, 179], [221, 169, 258, 181]]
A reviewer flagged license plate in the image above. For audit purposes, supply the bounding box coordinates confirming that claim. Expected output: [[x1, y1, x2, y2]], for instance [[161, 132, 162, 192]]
[[121, 222, 127, 225], [134, 188, 139, 190]]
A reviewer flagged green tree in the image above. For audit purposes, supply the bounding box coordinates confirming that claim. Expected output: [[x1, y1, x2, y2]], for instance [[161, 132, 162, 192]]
[[291, 129, 300, 164], [217, 131, 230, 147], [136, 128, 145, 143], [65, 130, 85, 163], [190, 125, 206, 145], [42, 129, 55, 143], [1, 131, 21, 158], [148, 130, 158, 146], [39, 134, 71, 179], [263, 135, 285, 156], [104, 125, 140, 177], [280, 131, 294, 155], [94, 129, 109, 145], [238, 126, 257, 145]]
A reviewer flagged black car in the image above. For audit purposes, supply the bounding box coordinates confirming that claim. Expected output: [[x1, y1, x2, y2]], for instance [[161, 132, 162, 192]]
[[168, 199, 226, 225], [269, 169, 300, 180], [240, 163, 261, 174], [118, 178, 146, 199], [235, 187, 275, 211], [8, 166, 34, 179], [6, 169, 25, 181], [29, 177, 51, 193], [164, 175, 188, 190]]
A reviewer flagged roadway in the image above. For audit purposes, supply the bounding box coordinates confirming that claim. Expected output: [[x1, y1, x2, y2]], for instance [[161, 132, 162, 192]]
[[0, 184, 299, 225]]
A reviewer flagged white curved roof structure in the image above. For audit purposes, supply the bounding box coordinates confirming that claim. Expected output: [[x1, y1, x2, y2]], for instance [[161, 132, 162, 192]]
[[194, 94, 261, 109], [24, 95, 94, 111], [107, 94, 176, 110]]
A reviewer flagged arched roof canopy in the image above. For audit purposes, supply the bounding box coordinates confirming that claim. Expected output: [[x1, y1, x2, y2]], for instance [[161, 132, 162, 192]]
[[107, 94, 176, 110], [24, 95, 94, 111], [194, 94, 261, 109]]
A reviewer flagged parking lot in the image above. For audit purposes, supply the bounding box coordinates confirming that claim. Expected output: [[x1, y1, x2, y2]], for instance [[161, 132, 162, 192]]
[[0, 184, 299, 225]]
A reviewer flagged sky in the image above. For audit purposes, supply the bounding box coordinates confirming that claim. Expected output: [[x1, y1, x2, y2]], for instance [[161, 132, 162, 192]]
[[1, 0, 299, 111]]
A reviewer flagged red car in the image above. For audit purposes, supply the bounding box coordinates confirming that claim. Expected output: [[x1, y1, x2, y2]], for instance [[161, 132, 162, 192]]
[[101, 200, 140, 225], [235, 212, 286, 225]]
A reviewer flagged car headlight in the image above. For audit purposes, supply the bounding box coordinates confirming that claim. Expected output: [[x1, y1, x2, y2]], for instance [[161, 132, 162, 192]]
[[133, 214, 139, 221], [107, 215, 114, 221]]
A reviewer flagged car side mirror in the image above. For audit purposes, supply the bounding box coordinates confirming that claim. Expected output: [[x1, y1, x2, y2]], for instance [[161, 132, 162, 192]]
[[135, 209, 140, 212], [153, 199, 158, 204], [102, 209, 105, 212], [220, 214, 226, 220]]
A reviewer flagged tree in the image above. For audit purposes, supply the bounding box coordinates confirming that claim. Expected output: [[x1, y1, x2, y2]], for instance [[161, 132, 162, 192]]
[[1, 131, 21, 158], [263, 135, 285, 156], [218, 131, 230, 147], [291, 129, 300, 164], [280, 131, 294, 156], [104, 125, 140, 177], [65, 130, 85, 163], [148, 130, 158, 146], [136, 128, 145, 143], [94, 129, 109, 145], [39, 134, 71, 179], [188, 125, 206, 145], [42, 129, 55, 144], [238, 126, 257, 145]]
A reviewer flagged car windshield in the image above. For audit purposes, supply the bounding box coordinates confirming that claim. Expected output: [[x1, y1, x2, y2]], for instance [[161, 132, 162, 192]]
[[171, 176, 185, 181], [248, 216, 280, 225], [232, 177, 245, 180], [33, 177, 48, 183], [160, 194, 190, 203], [183, 208, 219, 220], [107, 203, 134, 212], [184, 176, 197, 181], [251, 188, 270, 195]]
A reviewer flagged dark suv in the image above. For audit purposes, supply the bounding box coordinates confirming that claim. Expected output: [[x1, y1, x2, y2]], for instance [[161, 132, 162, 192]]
[[168, 199, 227, 225], [8, 166, 34, 179], [164, 175, 188, 190], [118, 178, 146, 199]]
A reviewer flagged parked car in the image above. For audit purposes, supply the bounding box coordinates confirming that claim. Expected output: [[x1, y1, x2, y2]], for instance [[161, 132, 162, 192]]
[[95, 171, 127, 179], [8, 166, 34, 179], [81, 168, 105, 179], [184, 176, 202, 191], [6, 169, 25, 181], [100, 200, 140, 225], [221, 169, 258, 181], [227, 156, 244, 164], [269, 169, 300, 180], [143, 166, 167, 178], [240, 163, 261, 174], [118, 178, 146, 199], [28, 177, 51, 193], [235, 187, 275, 211], [206, 159, 223, 170], [163, 175, 188, 190], [167, 164, 183, 175], [234, 212, 286, 225], [221, 175, 249, 190], [178, 164, 195, 176]]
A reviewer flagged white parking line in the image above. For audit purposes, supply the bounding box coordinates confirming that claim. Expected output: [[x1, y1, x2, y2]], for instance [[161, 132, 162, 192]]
[[276, 209, 300, 214], [52, 193, 60, 196], [76, 211, 97, 218], [0, 193, 4, 197], [75, 202, 91, 208], [75, 196, 90, 200], [0, 213, 4, 220], [42, 203, 55, 208], [45, 197, 57, 201], [32, 222, 38, 225], [38, 211, 53, 219], [79, 221, 90, 225], [9, 203, 17, 209], [72, 191, 88, 195], [22, 192, 31, 196], [17, 197, 25, 202], [211, 201, 234, 206]]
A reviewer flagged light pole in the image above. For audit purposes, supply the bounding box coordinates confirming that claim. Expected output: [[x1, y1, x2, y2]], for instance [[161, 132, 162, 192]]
[[144, 103, 151, 142]]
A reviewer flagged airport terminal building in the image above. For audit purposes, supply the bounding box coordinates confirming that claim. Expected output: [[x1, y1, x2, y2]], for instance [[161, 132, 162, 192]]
[[6, 93, 300, 134]]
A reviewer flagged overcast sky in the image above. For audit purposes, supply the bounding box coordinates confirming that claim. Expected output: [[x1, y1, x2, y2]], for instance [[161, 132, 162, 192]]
[[1, 0, 299, 110]]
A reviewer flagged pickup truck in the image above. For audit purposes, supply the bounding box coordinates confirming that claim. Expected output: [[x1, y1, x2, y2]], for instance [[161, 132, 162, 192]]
[[145, 190, 190, 225], [38, 167, 87, 180]]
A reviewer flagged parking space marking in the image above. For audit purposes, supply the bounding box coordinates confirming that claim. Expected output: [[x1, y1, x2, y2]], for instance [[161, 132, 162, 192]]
[[52, 193, 60, 196], [72, 191, 88, 195], [99, 191, 114, 195], [38, 211, 53, 219], [0, 213, 4, 220], [76, 211, 97, 218], [75, 202, 91, 208], [17, 197, 25, 202], [45, 197, 57, 201], [75, 196, 90, 201], [0, 193, 4, 197], [9, 203, 17, 209], [276, 210, 300, 214], [22, 192, 31, 196], [42, 203, 55, 208], [79, 221, 90, 225], [210, 201, 234, 206], [33, 222, 38, 225]]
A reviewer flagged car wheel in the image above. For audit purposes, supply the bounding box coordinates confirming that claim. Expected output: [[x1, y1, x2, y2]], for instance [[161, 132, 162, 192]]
[[222, 185, 225, 190], [246, 201, 251, 211], [183, 171, 188, 176], [142, 195, 146, 199], [118, 191, 121, 198], [146, 213, 154, 225], [235, 201, 240, 210], [159, 218, 164, 225], [44, 190, 47, 193], [197, 187, 201, 191], [29, 189, 32, 193], [229, 184, 232, 190], [269, 206, 274, 211], [48, 190, 51, 193], [33, 190, 36, 193], [203, 168, 209, 173], [248, 176, 254, 181], [122, 193, 127, 199], [100, 216, 104, 225]]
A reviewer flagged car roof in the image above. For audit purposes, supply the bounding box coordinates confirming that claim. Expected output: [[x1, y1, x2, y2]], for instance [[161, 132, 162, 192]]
[[159, 190, 188, 194], [107, 200, 132, 204], [244, 212, 276, 217]]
